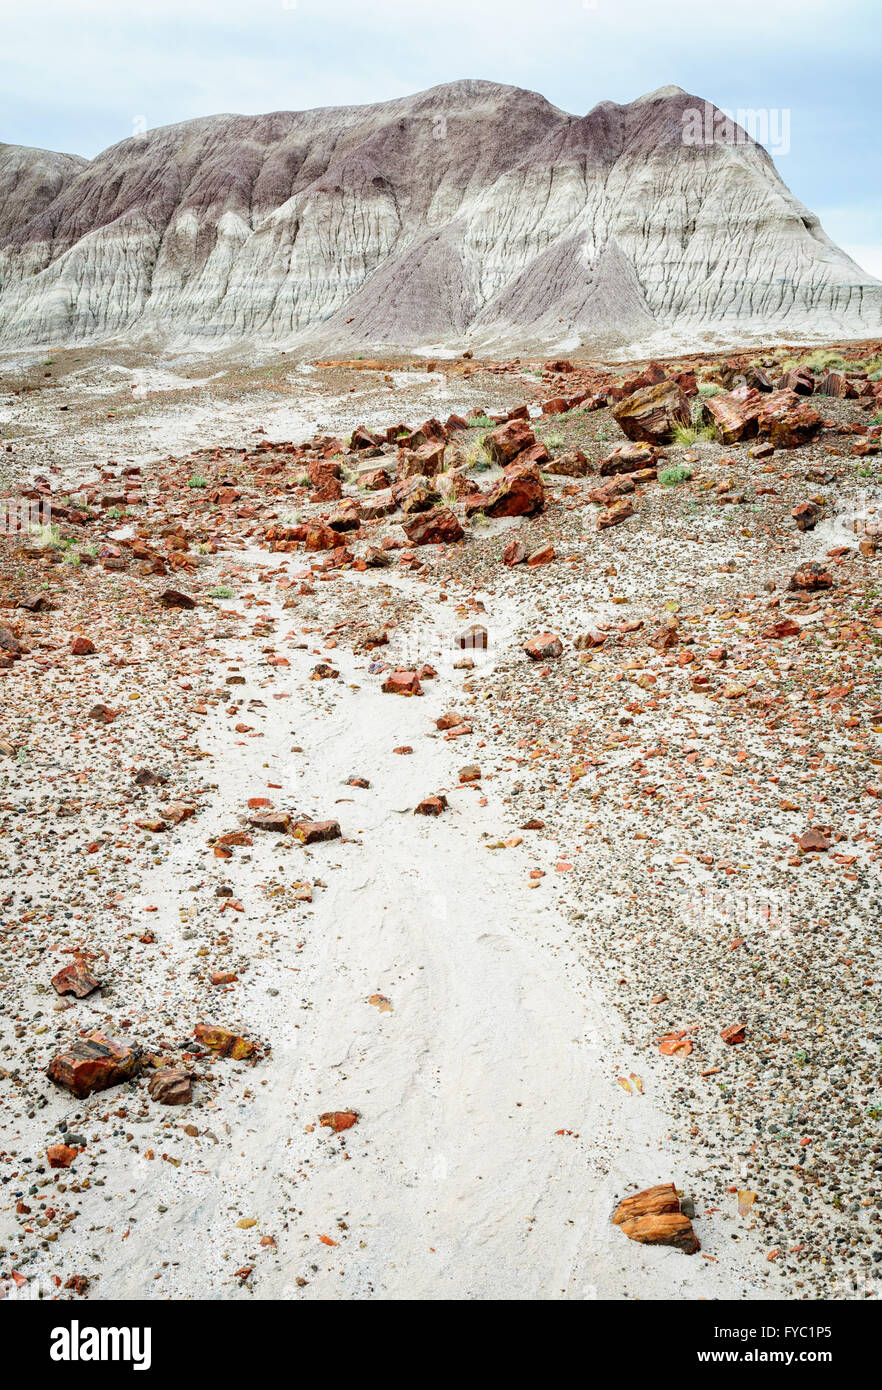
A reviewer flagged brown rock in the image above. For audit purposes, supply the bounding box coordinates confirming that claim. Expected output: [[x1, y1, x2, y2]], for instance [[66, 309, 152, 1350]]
[[0, 626, 23, 658], [47, 1033, 141, 1098], [599, 442, 656, 476], [51, 961, 101, 998], [87, 703, 117, 724], [597, 498, 635, 530], [464, 462, 545, 519], [502, 538, 527, 566], [456, 624, 488, 650], [414, 794, 448, 816], [304, 520, 340, 552], [788, 561, 833, 592], [247, 810, 291, 832], [481, 418, 536, 465], [798, 827, 830, 852], [524, 632, 563, 660], [527, 542, 555, 567], [148, 1067, 193, 1105], [612, 1183, 700, 1254], [720, 1022, 746, 1046], [701, 385, 764, 444], [291, 819, 341, 844], [757, 391, 822, 448], [545, 448, 588, 477], [159, 589, 196, 609], [401, 506, 463, 546], [381, 670, 423, 696], [70, 636, 96, 655], [358, 466, 391, 490], [791, 501, 821, 531], [612, 380, 691, 444]]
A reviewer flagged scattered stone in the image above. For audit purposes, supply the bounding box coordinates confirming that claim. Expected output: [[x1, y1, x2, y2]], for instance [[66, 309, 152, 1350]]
[[47, 1033, 141, 1098], [611, 1183, 700, 1254]]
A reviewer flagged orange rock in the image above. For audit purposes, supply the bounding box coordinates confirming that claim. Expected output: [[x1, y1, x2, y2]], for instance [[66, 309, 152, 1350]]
[[612, 1182, 700, 1253], [320, 1110, 358, 1133], [193, 1023, 254, 1060], [47, 1033, 140, 1098], [47, 1144, 78, 1169]]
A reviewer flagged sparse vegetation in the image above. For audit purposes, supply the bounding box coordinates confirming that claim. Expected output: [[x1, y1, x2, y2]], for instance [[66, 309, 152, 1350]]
[[659, 464, 693, 486], [188, 474, 208, 488]]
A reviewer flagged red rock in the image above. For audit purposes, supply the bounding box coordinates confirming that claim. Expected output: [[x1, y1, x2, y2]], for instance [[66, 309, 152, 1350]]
[[597, 498, 635, 529], [51, 961, 101, 998], [414, 794, 448, 816], [147, 1067, 193, 1105], [515, 440, 551, 467], [247, 810, 291, 832], [320, 1110, 358, 1132], [720, 1022, 746, 1045], [304, 520, 339, 551], [358, 466, 391, 490], [381, 670, 423, 696], [612, 1183, 700, 1254], [70, 636, 96, 655], [788, 561, 833, 592], [701, 385, 764, 444], [612, 380, 691, 444], [328, 500, 360, 532], [87, 703, 117, 724], [350, 424, 384, 449], [778, 366, 815, 394], [291, 819, 341, 844], [573, 629, 607, 650], [47, 1144, 78, 1169], [757, 391, 822, 448], [763, 618, 801, 638], [464, 462, 545, 519], [599, 442, 656, 475], [524, 632, 563, 660], [401, 506, 463, 545], [397, 440, 446, 479], [791, 501, 821, 531], [527, 542, 555, 566], [393, 475, 440, 514], [545, 448, 588, 477], [798, 828, 830, 853], [589, 476, 634, 506], [541, 396, 569, 415], [308, 458, 342, 500], [459, 764, 481, 783], [502, 538, 527, 566], [47, 1033, 141, 1098], [481, 418, 536, 465], [159, 589, 196, 609]]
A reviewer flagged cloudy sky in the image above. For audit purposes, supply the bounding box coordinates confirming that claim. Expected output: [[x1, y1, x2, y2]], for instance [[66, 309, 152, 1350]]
[[3, 0, 880, 275]]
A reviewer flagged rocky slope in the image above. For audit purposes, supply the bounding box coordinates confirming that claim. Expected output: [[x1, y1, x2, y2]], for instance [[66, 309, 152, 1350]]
[[0, 80, 879, 353]]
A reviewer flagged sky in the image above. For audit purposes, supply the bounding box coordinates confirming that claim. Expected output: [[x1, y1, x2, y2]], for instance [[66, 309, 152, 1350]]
[[2, 0, 880, 275]]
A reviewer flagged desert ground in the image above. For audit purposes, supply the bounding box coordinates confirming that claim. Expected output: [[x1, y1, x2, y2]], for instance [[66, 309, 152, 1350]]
[[0, 340, 880, 1301]]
